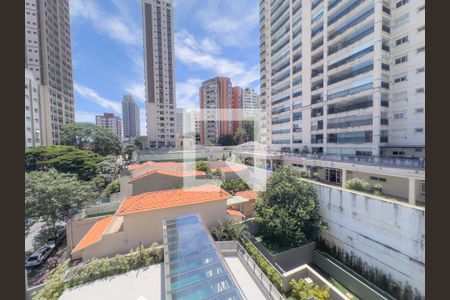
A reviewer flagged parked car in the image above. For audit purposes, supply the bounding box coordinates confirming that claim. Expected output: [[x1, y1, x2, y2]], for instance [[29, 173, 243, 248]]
[[47, 228, 66, 246], [25, 244, 55, 269]]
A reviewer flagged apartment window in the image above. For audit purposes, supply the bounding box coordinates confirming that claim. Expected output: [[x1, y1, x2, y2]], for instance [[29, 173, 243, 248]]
[[394, 112, 405, 119], [416, 67, 425, 73], [416, 107, 424, 113], [394, 73, 408, 83], [395, 0, 408, 8], [395, 35, 408, 46], [395, 55, 408, 64], [421, 181, 425, 197], [370, 176, 387, 182], [415, 128, 424, 133], [417, 46, 425, 53], [325, 168, 341, 184], [394, 14, 409, 28], [416, 87, 425, 93], [417, 25, 425, 32]]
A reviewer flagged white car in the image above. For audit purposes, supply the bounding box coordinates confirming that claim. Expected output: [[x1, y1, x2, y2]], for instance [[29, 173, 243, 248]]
[[25, 244, 55, 269]]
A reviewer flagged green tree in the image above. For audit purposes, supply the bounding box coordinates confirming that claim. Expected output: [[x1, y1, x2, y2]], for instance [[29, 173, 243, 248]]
[[290, 278, 330, 300], [218, 134, 235, 146], [243, 120, 255, 141], [134, 136, 147, 150], [233, 128, 248, 145], [344, 178, 371, 192], [25, 169, 98, 238], [210, 219, 249, 241], [254, 165, 326, 247], [25, 146, 104, 181], [122, 144, 135, 161], [221, 178, 250, 195], [93, 155, 122, 191], [59, 123, 122, 156], [195, 161, 210, 173]]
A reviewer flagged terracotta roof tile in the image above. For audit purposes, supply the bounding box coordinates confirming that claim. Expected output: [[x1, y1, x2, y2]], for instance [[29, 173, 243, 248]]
[[72, 216, 114, 253], [116, 185, 231, 215], [128, 161, 184, 171], [227, 209, 245, 218], [235, 190, 258, 200], [128, 169, 205, 183]]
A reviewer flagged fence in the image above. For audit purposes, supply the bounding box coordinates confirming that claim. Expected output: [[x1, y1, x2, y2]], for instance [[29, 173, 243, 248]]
[[216, 241, 285, 300]]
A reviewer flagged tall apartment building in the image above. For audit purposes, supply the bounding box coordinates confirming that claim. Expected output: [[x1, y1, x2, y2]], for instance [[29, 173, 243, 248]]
[[175, 108, 185, 136], [122, 95, 141, 143], [259, 0, 425, 158], [96, 113, 122, 138], [25, 0, 75, 145], [25, 69, 42, 147], [142, 0, 176, 149], [242, 88, 260, 119], [199, 77, 233, 144], [232, 86, 243, 133]]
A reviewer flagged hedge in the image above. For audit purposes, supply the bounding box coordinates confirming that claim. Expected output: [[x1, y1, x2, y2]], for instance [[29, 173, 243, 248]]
[[33, 244, 163, 300]]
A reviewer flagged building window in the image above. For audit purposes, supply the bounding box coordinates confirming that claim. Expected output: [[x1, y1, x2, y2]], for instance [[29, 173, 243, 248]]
[[394, 112, 405, 119], [395, 55, 408, 64], [415, 107, 424, 113], [417, 46, 425, 53], [415, 128, 424, 133], [394, 14, 409, 28], [325, 168, 341, 184], [395, 0, 408, 8], [416, 87, 425, 93], [394, 75, 407, 83], [421, 181, 425, 197], [416, 67, 425, 73], [418, 5, 425, 12], [417, 25, 425, 32], [395, 35, 408, 46], [370, 176, 387, 182]]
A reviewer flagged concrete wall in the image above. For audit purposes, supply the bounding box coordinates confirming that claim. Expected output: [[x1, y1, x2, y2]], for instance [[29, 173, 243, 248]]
[[66, 216, 107, 252], [273, 242, 316, 273], [348, 170, 410, 200], [124, 200, 230, 249], [311, 180, 425, 295]]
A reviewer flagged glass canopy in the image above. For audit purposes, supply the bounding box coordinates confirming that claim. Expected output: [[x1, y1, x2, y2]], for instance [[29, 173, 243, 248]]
[[163, 214, 245, 300]]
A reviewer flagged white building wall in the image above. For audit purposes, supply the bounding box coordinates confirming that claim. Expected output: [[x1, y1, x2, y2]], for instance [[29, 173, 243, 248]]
[[315, 182, 425, 295], [25, 69, 42, 147]]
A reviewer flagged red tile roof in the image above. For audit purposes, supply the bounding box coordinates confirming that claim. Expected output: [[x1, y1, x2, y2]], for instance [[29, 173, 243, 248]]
[[235, 190, 258, 201], [128, 161, 184, 171], [72, 216, 113, 252], [116, 185, 231, 215], [227, 209, 245, 218], [128, 169, 206, 183]]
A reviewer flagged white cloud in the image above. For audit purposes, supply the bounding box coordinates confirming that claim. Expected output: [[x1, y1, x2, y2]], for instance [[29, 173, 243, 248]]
[[75, 111, 97, 124], [196, 0, 259, 48], [125, 83, 146, 103], [70, 0, 141, 46], [177, 79, 203, 108], [74, 83, 122, 114], [175, 30, 259, 88]]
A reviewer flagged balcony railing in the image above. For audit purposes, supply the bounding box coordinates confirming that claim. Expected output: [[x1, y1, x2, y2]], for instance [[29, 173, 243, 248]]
[[328, 64, 373, 85], [328, 26, 374, 55], [328, 118, 372, 129], [327, 82, 373, 101], [328, 7, 374, 41]]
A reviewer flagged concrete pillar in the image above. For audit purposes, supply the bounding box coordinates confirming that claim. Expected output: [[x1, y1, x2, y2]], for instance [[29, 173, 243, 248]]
[[408, 178, 417, 205], [341, 169, 347, 187], [269, 159, 273, 171]]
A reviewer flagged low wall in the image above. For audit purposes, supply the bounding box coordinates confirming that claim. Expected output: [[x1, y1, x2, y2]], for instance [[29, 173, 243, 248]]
[[66, 216, 108, 252], [313, 251, 392, 300], [273, 242, 316, 273], [310, 180, 425, 296]]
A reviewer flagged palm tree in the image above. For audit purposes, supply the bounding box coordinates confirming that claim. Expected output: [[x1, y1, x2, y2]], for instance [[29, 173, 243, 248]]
[[234, 128, 248, 145], [210, 219, 249, 241]]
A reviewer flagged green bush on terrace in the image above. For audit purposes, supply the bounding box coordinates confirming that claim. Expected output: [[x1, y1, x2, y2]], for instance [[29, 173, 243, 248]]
[[243, 242, 283, 291], [34, 244, 163, 300]]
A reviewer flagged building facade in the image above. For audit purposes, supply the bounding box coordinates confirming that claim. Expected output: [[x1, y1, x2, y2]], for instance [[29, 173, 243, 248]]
[[25, 0, 75, 145], [142, 0, 176, 149], [259, 0, 425, 158], [96, 113, 122, 138], [199, 77, 233, 144], [242, 88, 259, 119], [122, 95, 140, 143], [25, 69, 42, 147], [232, 86, 243, 133]]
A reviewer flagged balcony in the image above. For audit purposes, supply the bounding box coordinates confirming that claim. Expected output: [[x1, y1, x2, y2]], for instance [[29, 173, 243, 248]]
[[327, 82, 373, 101], [311, 93, 323, 104], [328, 6, 374, 41], [327, 117, 372, 129], [328, 63, 373, 86], [328, 45, 374, 70], [328, 26, 374, 55]]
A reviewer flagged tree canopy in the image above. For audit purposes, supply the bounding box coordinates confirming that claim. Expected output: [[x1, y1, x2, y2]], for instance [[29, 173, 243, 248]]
[[254, 165, 326, 247], [221, 178, 250, 195], [25, 146, 104, 181], [243, 120, 255, 142], [25, 169, 98, 237], [59, 122, 122, 156], [233, 128, 248, 145]]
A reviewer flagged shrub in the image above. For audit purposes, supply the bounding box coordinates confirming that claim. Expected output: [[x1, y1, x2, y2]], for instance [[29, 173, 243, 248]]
[[195, 161, 210, 173], [298, 168, 308, 178], [101, 180, 120, 198], [373, 183, 383, 196], [34, 244, 163, 300], [243, 242, 283, 291], [290, 278, 330, 300], [210, 219, 249, 241], [221, 178, 250, 195], [344, 178, 371, 192]]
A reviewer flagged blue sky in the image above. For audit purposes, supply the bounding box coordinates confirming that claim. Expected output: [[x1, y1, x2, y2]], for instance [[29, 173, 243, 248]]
[[70, 0, 260, 135]]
